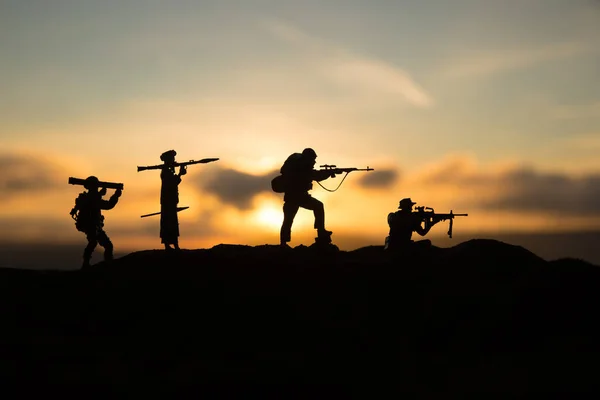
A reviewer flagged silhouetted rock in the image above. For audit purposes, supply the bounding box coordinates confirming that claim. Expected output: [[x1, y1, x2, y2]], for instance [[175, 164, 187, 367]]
[[1, 239, 599, 393]]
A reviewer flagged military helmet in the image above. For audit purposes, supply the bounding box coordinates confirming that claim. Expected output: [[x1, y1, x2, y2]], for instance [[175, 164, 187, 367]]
[[84, 176, 99, 189], [398, 197, 416, 209], [302, 148, 317, 159]]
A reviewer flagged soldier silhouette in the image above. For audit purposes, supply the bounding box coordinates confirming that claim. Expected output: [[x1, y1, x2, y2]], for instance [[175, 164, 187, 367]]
[[69, 176, 122, 268], [160, 150, 186, 251], [278, 148, 338, 247], [385, 198, 440, 252]]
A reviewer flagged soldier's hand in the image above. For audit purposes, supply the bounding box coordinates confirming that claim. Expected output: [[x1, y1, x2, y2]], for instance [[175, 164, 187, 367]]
[[115, 188, 122, 197], [99, 187, 107, 196], [179, 166, 187, 176]]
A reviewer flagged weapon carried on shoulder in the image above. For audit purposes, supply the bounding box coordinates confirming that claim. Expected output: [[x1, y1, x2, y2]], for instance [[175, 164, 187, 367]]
[[140, 206, 190, 218], [315, 164, 375, 192], [68, 177, 124, 190], [413, 206, 468, 238], [137, 158, 219, 172]]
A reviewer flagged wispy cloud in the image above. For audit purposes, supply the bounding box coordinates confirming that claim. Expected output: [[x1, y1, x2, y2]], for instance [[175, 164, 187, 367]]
[[192, 166, 279, 210], [355, 168, 400, 189], [443, 41, 590, 79], [264, 20, 434, 108], [0, 152, 66, 199], [417, 156, 600, 215]]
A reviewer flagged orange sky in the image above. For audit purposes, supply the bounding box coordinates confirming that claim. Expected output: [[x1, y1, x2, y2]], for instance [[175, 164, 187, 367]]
[[1, 0, 599, 257]]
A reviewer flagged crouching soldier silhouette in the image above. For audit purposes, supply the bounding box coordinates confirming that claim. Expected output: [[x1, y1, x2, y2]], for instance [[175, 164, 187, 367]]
[[277, 148, 338, 247], [385, 198, 439, 253], [160, 150, 186, 251], [69, 176, 122, 268]]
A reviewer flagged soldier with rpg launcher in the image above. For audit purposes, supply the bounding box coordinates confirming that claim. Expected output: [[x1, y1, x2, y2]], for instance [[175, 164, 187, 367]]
[[68, 176, 123, 268], [137, 150, 219, 251]]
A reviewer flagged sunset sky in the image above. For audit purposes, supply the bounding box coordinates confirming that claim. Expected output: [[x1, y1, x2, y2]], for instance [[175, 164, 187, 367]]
[[1, 0, 599, 265]]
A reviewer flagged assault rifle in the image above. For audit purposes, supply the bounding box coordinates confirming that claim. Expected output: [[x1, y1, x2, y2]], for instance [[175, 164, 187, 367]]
[[140, 206, 190, 218], [137, 158, 219, 172], [68, 177, 124, 190], [319, 164, 374, 174], [315, 164, 374, 192], [413, 206, 468, 238]]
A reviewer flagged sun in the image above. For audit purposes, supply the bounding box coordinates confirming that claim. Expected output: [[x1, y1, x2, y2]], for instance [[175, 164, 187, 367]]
[[254, 206, 283, 229]]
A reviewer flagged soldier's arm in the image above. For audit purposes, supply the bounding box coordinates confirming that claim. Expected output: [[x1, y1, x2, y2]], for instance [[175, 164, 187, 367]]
[[101, 189, 122, 210], [414, 217, 432, 236], [312, 169, 335, 182]]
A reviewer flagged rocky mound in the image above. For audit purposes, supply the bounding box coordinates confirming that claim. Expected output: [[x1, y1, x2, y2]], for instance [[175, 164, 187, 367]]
[[0, 239, 599, 393]]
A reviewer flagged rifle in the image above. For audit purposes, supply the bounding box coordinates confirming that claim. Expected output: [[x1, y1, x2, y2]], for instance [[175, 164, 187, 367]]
[[137, 158, 219, 172], [414, 206, 468, 238], [140, 206, 190, 218], [68, 177, 124, 190], [319, 164, 374, 174], [315, 164, 374, 192]]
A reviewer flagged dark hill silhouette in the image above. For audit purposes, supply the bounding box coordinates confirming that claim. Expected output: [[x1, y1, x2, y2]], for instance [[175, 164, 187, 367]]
[[1, 239, 599, 393]]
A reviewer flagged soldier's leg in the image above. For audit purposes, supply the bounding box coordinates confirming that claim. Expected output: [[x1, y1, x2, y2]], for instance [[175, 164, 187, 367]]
[[97, 229, 114, 261], [299, 196, 329, 234], [83, 231, 98, 267], [280, 201, 300, 244]]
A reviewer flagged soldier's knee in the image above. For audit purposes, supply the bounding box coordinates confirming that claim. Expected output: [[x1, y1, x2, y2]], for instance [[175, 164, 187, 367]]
[[312, 199, 324, 211]]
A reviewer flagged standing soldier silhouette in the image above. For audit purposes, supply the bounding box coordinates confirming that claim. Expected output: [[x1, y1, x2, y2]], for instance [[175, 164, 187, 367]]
[[278, 148, 338, 247], [160, 150, 186, 251], [69, 176, 122, 268]]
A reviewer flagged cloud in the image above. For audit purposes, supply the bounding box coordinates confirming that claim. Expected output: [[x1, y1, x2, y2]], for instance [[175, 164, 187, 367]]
[[0, 153, 65, 198], [419, 157, 600, 215], [264, 20, 434, 108], [482, 168, 600, 214], [194, 167, 278, 210], [443, 41, 590, 79], [355, 168, 399, 189]]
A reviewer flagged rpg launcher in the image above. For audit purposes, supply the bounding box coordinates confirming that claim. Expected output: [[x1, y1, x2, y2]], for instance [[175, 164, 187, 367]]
[[413, 206, 468, 239], [137, 158, 220, 172], [68, 177, 124, 190]]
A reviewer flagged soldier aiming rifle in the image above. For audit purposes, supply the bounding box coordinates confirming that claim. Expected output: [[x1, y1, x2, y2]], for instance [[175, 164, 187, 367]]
[[68, 176, 123, 268], [385, 198, 468, 252], [271, 148, 374, 247]]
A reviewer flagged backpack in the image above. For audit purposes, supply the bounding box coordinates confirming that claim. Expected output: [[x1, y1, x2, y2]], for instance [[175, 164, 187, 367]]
[[271, 153, 303, 193], [71, 192, 101, 232], [271, 175, 287, 193]]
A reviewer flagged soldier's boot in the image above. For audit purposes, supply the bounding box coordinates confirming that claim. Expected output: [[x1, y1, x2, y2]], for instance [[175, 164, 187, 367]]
[[82, 250, 93, 269], [315, 229, 333, 245], [104, 241, 114, 262], [280, 229, 291, 246]]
